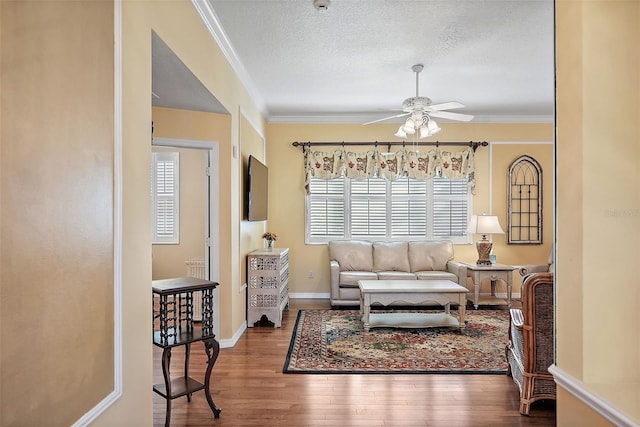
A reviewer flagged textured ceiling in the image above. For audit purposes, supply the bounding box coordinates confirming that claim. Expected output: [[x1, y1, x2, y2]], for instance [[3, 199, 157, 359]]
[[153, 0, 555, 124]]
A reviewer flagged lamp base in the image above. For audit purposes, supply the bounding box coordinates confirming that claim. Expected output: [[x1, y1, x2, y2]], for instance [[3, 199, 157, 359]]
[[476, 239, 493, 265]]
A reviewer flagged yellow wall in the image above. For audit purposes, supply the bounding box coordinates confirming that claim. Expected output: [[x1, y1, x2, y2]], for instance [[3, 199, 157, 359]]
[[556, 0, 640, 424], [558, 389, 616, 427], [4, 0, 637, 425], [239, 114, 267, 288], [152, 146, 207, 280], [151, 108, 232, 282], [266, 123, 553, 298], [95, 2, 265, 425], [0, 2, 116, 425]]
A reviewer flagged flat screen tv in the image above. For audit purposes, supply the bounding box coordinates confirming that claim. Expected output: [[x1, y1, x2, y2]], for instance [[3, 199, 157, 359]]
[[247, 155, 268, 221]]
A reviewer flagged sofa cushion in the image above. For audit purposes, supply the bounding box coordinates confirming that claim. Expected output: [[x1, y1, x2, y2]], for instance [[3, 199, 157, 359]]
[[415, 271, 458, 282], [372, 241, 410, 272], [329, 240, 373, 271], [339, 271, 378, 287], [377, 271, 416, 280], [408, 241, 454, 272]]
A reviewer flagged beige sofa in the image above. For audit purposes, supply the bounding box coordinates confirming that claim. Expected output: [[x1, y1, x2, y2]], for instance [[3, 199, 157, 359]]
[[329, 240, 468, 306]]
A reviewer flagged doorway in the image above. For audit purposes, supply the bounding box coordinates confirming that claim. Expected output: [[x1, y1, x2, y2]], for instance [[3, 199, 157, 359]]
[[152, 137, 221, 337]]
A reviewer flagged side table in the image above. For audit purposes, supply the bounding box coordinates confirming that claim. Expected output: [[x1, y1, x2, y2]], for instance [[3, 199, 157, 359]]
[[247, 248, 289, 327], [152, 277, 222, 427], [462, 263, 516, 309]]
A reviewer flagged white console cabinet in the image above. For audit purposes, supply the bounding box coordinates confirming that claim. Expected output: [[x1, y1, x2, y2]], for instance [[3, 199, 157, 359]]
[[247, 248, 289, 328]]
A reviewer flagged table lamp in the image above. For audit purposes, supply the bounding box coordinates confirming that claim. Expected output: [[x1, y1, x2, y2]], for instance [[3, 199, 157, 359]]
[[467, 214, 504, 265]]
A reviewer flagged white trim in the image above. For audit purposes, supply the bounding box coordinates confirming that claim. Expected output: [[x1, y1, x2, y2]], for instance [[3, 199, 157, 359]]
[[73, 1, 124, 424], [290, 292, 331, 299], [490, 140, 554, 145], [548, 365, 640, 427], [267, 114, 554, 125], [239, 106, 265, 142], [219, 322, 247, 348], [190, 0, 267, 116]]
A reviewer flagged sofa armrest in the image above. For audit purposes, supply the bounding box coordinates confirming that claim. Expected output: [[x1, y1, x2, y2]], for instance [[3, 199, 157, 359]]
[[519, 264, 549, 276], [330, 260, 341, 298], [446, 260, 467, 286], [510, 308, 524, 330]]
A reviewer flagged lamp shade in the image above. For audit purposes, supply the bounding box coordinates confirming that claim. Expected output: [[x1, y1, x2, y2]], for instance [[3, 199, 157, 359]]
[[467, 214, 504, 235]]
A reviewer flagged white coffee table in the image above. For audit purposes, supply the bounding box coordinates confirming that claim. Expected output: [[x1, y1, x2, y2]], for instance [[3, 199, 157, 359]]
[[358, 280, 467, 331]]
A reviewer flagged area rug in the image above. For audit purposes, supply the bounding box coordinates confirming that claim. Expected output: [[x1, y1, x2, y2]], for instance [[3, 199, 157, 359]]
[[283, 309, 510, 374]]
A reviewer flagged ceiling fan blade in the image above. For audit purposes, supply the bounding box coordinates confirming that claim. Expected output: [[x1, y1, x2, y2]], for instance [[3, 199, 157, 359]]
[[427, 101, 465, 111], [362, 112, 410, 125], [428, 110, 475, 122]]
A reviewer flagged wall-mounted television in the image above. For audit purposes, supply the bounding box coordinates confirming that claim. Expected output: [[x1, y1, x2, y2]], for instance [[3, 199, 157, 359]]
[[247, 155, 268, 221]]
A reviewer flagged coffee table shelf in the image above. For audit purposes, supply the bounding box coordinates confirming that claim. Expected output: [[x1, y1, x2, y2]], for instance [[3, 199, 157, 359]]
[[358, 280, 467, 332], [367, 312, 462, 329]]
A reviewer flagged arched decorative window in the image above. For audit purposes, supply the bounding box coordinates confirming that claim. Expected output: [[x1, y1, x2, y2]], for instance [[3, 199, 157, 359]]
[[508, 155, 542, 244]]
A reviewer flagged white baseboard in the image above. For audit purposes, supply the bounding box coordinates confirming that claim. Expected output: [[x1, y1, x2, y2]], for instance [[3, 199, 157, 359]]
[[290, 292, 331, 299], [219, 321, 247, 348], [548, 364, 639, 427], [496, 292, 521, 300]]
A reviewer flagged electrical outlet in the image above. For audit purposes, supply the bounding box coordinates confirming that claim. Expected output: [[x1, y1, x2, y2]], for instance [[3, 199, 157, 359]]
[[307, 271, 314, 278]]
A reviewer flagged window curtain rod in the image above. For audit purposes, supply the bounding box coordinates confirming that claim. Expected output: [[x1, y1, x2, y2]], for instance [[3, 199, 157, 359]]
[[292, 140, 488, 152]]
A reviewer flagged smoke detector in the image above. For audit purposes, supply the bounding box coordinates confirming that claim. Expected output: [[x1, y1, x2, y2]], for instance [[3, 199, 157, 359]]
[[313, 0, 331, 12]]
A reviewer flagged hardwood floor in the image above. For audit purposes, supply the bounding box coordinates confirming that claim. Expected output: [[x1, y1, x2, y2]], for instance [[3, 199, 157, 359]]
[[153, 299, 556, 426]]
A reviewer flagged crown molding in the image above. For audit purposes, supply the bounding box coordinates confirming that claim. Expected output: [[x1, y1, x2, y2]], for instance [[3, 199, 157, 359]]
[[191, 0, 267, 116], [267, 113, 554, 125]]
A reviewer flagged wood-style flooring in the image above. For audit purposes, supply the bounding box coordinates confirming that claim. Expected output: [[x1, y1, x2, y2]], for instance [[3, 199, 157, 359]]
[[153, 299, 556, 426]]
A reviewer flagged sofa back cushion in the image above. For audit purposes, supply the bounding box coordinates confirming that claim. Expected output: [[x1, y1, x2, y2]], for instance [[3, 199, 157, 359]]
[[373, 241, 410, 272], [408, 240, 454, 272], [547, 249, 555, 273], [329, 240, 373, 271]]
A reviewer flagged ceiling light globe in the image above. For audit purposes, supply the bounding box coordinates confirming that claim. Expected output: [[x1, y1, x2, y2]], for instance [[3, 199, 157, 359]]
[[394, 127, 407, 138], [427, 119, 441, 134]]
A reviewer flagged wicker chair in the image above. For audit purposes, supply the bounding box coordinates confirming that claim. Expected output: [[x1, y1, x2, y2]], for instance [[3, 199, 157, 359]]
[[505, 272, 556, 415]]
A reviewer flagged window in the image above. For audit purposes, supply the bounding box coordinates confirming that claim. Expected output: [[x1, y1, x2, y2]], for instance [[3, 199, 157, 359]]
[[508, 155, 542, 244], [152, 151, 180, 244], [306, 176, 471, 244]]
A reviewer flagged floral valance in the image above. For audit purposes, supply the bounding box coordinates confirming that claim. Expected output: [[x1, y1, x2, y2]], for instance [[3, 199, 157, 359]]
[[304, 147, 476, 194]]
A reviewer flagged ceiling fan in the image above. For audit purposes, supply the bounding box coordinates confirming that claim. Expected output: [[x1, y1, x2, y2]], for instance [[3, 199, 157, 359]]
[[364, 64, 474, 139]]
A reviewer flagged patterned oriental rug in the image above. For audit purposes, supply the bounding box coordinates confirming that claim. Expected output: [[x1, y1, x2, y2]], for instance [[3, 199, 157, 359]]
[[283, 309, 510, 374]]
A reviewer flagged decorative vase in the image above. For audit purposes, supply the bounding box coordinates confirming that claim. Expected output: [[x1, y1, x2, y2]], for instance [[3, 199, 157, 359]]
[[265, 239, 273, 251]]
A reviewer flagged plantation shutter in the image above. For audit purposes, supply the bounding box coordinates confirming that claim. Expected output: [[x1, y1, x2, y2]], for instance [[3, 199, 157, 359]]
[[307, 177, 345, 238], [305, 176, 471, 243], [391, 178, 427, 237], [152, 151, 180, 244], [351, 178, 386, 237], [432, 177, 468, 237]]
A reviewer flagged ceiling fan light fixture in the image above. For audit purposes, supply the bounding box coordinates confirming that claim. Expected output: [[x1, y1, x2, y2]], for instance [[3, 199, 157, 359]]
[[427, 118, 441, 134], [372, 64, 473, 138], [395, 126, 407, 138]]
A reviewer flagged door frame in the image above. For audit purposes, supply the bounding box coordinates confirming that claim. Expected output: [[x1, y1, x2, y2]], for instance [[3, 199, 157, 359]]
[[152, 137, 220, 337]]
